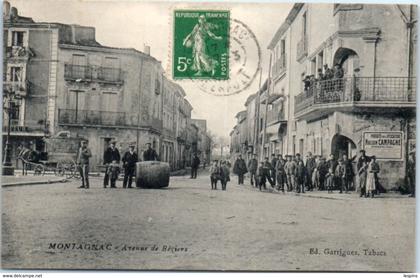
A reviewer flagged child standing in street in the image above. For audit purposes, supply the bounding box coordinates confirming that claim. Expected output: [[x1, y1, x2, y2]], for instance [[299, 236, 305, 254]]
[[107, 160, 120, 188], [325, 167, 335, 193]]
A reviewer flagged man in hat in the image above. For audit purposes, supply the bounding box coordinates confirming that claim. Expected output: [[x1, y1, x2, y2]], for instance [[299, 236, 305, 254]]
[[143, 143, 159, 161], [122, 145, 138, 188], [247, 153, 258, 187], [103, 141, 120, 188], [77, 140, 92, 189], [305, 152, 316, 191], [270, 153, 278, 185], [233, 154, 247, 185], [191, 153, 200, 179], [284, 155, 297, 192], [357, 149, 371, 197]]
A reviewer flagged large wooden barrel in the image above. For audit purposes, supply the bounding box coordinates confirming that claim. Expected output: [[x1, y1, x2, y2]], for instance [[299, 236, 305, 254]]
[[136, 161, 170, 188]]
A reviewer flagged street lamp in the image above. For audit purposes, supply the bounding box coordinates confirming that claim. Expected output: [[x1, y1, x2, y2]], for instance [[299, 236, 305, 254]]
[[2, 88, 22, 175]]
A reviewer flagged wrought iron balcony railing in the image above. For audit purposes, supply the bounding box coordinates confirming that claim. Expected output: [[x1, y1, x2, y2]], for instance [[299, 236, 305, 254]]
[[3, 80, 28, 96], [294, 77, 416, 116], [58, 109, 163, 130], [272, 55, 286, 78], [267, 104, 285, 125], [64, 64, 123, 84]]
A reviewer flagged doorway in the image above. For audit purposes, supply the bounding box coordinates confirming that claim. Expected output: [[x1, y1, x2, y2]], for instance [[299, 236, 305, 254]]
[[331, 134, 356, 159]]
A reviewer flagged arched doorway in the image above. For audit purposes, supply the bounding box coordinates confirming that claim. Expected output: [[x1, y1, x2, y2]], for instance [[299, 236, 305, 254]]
[[331, 134, 357, 159], [333, 48, 360, 77]]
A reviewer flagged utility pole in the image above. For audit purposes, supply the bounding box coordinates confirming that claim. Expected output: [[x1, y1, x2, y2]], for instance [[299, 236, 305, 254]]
[[261, 53, 273, 161], [254, 66, 263, 161]]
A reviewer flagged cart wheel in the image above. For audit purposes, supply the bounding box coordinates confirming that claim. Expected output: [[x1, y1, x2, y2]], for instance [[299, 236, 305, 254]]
[[55, 164, 65, 176], [34, 164, 45, 176], [69, 163, 80, 179]]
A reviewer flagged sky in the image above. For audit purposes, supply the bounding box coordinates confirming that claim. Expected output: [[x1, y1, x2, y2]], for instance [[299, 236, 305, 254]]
[[9, 0, 293, 140]]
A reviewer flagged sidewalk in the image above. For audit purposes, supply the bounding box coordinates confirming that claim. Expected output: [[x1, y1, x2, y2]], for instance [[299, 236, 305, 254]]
[[239, 183, 410, 200], [1, 175, 68, 187]]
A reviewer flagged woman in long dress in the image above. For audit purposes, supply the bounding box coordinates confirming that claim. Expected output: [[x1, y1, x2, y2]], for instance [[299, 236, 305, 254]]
[[183, 15, 222, 76], [366, 156, 380, 198]]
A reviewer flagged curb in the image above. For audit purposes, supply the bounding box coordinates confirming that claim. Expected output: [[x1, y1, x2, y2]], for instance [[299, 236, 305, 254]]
[[2, 178, 69, 187]]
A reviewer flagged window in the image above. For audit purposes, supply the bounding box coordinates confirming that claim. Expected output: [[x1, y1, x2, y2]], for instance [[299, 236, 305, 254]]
[[311, 58, 316, 75], [11, 31, 24, 47], [155, 79, 161, 95], [102, 57, 120, 82], [10, 66, 22, 82], [317, 51, 324, 76], [302, 12, 307, 38]]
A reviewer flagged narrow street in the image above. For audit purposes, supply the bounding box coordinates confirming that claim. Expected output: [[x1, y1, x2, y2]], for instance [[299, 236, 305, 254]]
[[1, 169, 416, 271]]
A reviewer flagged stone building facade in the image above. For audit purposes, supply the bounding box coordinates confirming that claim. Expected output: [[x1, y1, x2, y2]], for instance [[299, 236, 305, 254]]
[[2, 3, 203, 171], [230, 3, 416, 189]]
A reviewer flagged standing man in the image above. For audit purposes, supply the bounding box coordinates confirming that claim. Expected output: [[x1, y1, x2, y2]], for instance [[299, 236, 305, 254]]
[[342, 154, 354, 192], [247, 153, 258, 187], [270, 154, 278, 186], [357, 149, 371, 197], [305, 152, 316, 191], [191, 153, 200, 179], [122, 145, 138, 188], [233, 154, 247, 185], [275, 154, 286, 192], [77, 140, 92, 189], [103, 141, 121, 188], [284, 155, 297, 192], [407, 151, 415, 197], [143, 143, 159, 161]]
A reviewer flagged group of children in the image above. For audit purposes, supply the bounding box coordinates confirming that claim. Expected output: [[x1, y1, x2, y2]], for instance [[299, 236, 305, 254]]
[[209, 160, 231, 190]]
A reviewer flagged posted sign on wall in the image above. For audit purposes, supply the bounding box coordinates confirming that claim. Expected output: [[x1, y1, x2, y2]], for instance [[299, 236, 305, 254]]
[[362, 132, 403, 160]]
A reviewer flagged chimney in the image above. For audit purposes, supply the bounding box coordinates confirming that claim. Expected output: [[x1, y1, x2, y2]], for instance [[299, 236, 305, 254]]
[[3, 1, 10, 19], [144, 44, 150, 55]]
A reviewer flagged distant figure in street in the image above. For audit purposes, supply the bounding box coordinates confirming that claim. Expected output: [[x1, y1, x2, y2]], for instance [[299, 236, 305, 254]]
[[190, 153, 200, 179], [103, 142, 120, 188], [305, 152, 316, 191], [325, 168, 335, 193], [143, 143, 159, 161], [209, 160, 221, 190], [270, 154, 278, 185], [318, 157, 328, 190], [247, 153, 258, 187], [263, 157, 275, 187], [296, 160, 306, 193], [202, 158, 207, 169], [408, 151, 416, 197], [275, 154, 286, 192], [77, 140, 92, 189], [284, 155, 297, 192], [257, 161, 267, 191], [366, 156, 380, 198], [122, 145, 138, 188], [220, 161, 230, 191], [233, 155, 247, 185], [17, 144, 32, 175], [335, 159, 346, 193], [342, 154, 354, 192], [357, 150, 371, 197], [107, 160, 120, 188]]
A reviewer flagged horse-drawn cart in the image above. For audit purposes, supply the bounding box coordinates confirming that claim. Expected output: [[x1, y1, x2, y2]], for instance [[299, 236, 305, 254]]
[[18, 136, 84, 178]]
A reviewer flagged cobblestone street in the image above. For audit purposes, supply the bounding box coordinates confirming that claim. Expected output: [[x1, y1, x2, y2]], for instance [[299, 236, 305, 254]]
[[1, 170, 416, 271]]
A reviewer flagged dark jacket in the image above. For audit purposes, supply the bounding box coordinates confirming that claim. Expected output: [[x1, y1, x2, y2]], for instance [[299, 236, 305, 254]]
[[103, 147, 120, 164], [357, 155, 371, 172], [233, 158, 247, 175], [270, 158, 278, 171], [191, 156, 200, 168], [77, 147, 92, 165], [122, 151, 138, 169], [327, 158, 338, 172], [143, 148, 158, 161], [305, 157, 316, 174], [248, 158, 258, 173]]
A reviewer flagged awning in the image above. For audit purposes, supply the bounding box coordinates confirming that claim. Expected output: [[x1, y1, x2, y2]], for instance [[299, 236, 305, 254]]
[[266, 121, 287, 135]]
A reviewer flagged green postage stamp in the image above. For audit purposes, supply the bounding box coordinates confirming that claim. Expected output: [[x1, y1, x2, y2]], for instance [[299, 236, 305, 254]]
[[173, 10, 230, 80]]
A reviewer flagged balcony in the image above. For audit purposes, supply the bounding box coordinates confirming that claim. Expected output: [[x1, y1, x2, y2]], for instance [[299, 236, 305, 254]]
[[5, 46, 33, 60], [3, 119, 46, 136], [294, 77, 416, 120], [267, 105, 285, 125], [58, 109, 163, 131], [296, 37, 308, 61], [272, 55, 286, 79], [64, 64, 123, 84], [3, 80, 28, 97]]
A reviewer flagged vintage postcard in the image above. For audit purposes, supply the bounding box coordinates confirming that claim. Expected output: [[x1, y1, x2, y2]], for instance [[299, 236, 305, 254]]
[[1, 0, 417, 272]]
